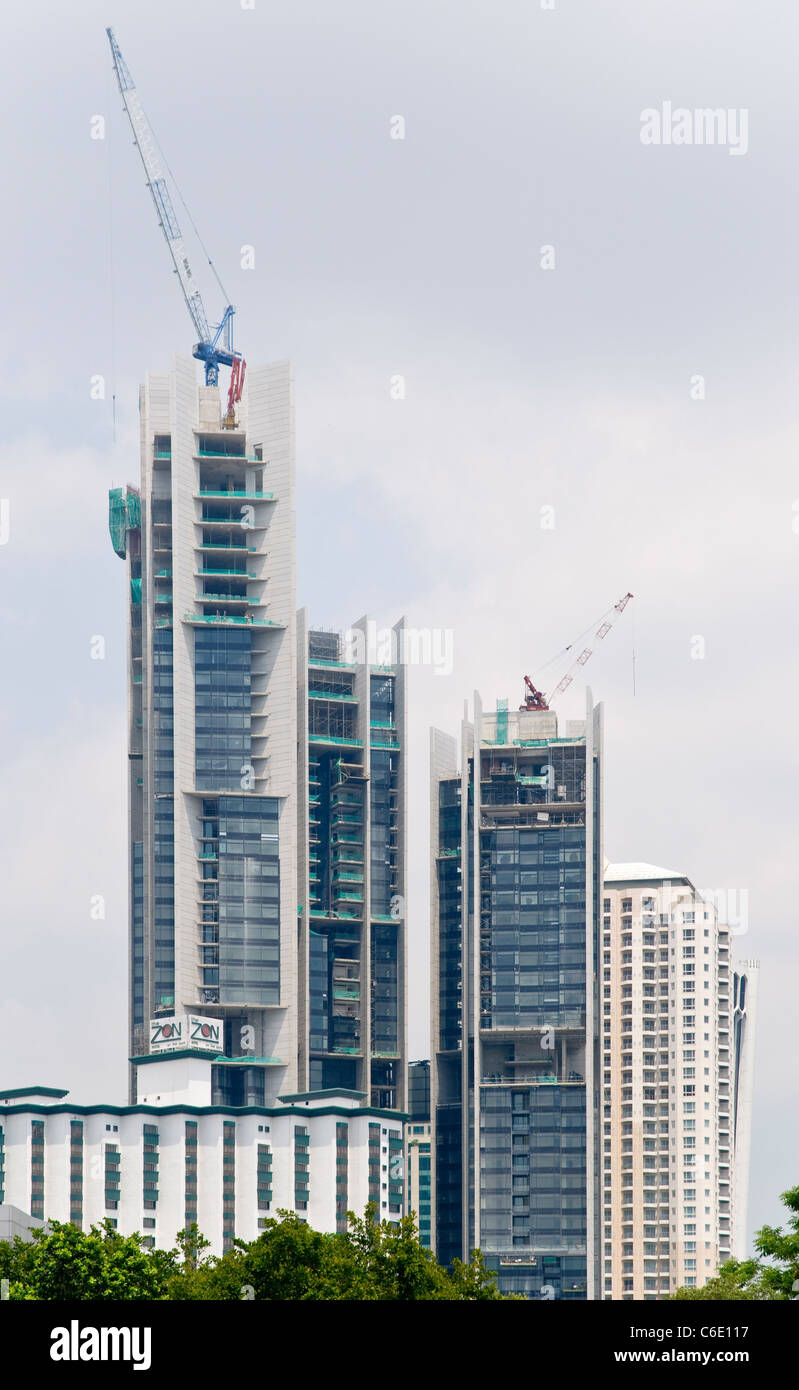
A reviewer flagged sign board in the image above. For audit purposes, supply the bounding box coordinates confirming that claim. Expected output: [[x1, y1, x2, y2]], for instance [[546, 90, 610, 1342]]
[[149, 1014, 223, 1054]]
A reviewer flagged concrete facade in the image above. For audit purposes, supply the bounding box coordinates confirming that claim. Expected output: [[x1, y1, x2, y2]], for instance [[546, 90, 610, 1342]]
[[0, 1071, 403, 1258]]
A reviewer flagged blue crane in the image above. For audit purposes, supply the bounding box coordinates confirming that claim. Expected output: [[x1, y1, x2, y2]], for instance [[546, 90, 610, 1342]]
[[106, 27, 245, 407]]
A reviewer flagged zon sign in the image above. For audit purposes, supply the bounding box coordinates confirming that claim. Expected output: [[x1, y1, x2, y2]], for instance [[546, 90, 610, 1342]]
[[149, 1014, 223, 1054]]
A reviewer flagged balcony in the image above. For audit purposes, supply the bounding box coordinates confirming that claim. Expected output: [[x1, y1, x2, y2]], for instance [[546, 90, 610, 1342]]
[[182, 612, 284, 629], [197, 541, 257, 553], [308, 733, 363, 748], [194, 450, 260, 461], [196, 489, 274, 500], [309, 690, 358, 703], [195, 592, 253, 605]]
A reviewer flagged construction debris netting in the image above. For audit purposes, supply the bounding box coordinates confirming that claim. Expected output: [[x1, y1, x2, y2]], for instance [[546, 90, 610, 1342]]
[[108, 486, 141, 559]]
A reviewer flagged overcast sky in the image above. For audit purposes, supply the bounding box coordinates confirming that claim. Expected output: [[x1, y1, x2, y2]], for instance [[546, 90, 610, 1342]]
[[1, 0, 797, 1250]]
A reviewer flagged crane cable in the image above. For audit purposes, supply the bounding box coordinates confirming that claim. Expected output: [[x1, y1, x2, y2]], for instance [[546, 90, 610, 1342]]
[[631, 596, 637, 696], [106, 76, 117, 445], [144, 104, 232, 309], [529, 596, 631, 686]]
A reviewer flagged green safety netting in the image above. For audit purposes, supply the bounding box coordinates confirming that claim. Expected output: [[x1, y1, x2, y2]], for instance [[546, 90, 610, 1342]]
[[108, 488, 126, 558], [130, 578, 142, 603], [108, 487, 141, 559]]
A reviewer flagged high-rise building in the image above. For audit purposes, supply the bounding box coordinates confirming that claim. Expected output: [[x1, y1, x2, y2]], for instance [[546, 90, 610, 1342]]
[[296, 614, 408, 1116], [601, 865, 758, 1298], [109, 356, 298, 1105], [430, 694, 602, 1299]]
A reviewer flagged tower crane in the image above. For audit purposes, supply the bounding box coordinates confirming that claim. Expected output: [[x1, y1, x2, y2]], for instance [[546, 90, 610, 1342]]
[[106, 28, 245, 421], [520, 592, 633, 711]]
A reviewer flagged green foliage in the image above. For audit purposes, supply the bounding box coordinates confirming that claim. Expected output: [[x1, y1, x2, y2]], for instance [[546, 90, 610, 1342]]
[[0, 1207, 508, 1301], [669, 1257, 781, 1301], [753, 1184, 799, 1299], [0, 1220, 165, 1301]]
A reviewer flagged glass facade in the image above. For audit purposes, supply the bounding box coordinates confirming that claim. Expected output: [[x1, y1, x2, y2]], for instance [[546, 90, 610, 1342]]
[[222, 1121, 235, 1250], [407, 1061, 430, 1122], [437, 780, 462, 1051], [205, 795, 281, 1006], [152, 627, 175, 1008], [483, 826, 586, 1030], [306, 636, 404, 1110], [309, 930, 329, 1052], [335, 1122, 348, 1232], [371, 924, 398, 1055], [212, 1065, 266, 1107], [436, 1105, 462, 1267], [185, 1121, 198, 1228], [294, 1126, 309, 1211], [142, 1123, 159, 1209], [69, 1121, 84, 1228], [104, 1142, 120, 1212], [195, 627, 251, 791], [30, 1120, 44, 1219], [480, 1088, 586, 1254], [433, 715, 598, 1298], [257, 1142, 272, 1213], [131, 841, 145, 1026]]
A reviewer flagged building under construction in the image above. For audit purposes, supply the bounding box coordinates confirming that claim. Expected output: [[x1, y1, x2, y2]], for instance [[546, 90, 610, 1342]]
[[429, 694, 603, 1298]]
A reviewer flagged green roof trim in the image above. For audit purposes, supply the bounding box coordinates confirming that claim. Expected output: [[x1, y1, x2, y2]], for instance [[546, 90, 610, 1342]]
[[0, 1086, 69, 1101], [130, 1050, 283, 1067], [0, 1102, 406, 1121]]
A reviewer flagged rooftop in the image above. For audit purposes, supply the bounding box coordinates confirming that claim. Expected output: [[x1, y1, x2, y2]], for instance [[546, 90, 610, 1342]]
[[604, 861, 687, 883]]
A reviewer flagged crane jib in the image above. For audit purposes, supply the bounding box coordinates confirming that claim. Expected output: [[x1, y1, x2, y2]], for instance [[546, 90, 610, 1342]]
[[151, 179, 181, 242], [106, 26, 241, 387]]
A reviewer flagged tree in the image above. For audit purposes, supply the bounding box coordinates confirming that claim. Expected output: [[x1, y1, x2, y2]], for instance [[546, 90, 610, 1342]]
[[170, 1207, 508, 1301], [754, 1184, 799, 1300], [342, 1207, 452, 1300], [1, 1221, 165, 1301]]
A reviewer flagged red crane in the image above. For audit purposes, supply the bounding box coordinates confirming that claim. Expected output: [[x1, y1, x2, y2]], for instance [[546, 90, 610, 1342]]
[[223, 355, 246, 429], [519, 592, 634, 711]]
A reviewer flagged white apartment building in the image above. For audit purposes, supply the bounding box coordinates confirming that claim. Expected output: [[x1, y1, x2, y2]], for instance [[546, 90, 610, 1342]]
[[0, 1055, 404, 1257], [601, 863, 757, 1299]]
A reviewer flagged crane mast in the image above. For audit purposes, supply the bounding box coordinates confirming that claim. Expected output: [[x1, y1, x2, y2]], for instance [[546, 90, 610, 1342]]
[[106, 27, 243, 397]]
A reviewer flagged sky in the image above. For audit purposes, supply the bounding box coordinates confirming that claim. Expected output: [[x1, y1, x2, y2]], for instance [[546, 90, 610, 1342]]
[[0, 0, 797, 1250]]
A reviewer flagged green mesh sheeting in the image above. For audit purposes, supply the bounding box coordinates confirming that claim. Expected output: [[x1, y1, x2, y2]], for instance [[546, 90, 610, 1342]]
[[108, 487, 141, 560], [108, 488, 127, 558], [496, 698, 508, 744], [130, 578, 142, 603]]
